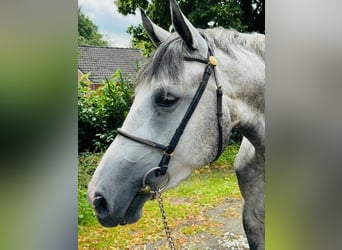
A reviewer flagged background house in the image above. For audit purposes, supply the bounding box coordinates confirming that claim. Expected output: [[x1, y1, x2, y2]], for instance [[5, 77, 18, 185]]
[[78, 46, 144, 89]]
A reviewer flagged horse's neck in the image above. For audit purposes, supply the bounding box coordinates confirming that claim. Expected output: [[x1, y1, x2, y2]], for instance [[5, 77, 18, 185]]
[[233, 100, 265, 155], [219, 48, 265, 154]]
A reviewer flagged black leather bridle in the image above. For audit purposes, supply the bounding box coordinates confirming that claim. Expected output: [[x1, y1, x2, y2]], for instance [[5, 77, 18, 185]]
[[117, 48, 223, 192]]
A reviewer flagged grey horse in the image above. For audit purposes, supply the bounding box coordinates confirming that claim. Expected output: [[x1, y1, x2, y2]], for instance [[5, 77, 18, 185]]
[[88, 0, 264, 249]]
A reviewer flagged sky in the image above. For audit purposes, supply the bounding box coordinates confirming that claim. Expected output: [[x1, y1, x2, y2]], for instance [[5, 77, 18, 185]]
[[78, 0, 141, 47]]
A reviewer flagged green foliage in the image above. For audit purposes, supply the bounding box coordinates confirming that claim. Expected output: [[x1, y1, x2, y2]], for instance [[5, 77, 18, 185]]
[[115, 0, 149, 15], [78, 70, 134, 152], [125, 0, 248, 56], [213, 143, 240, 167], [180, 0, 246, 31], [78, 9, 108, 46], [127, 25, 155, 57], [240, 0, 265, 33], [78, 153, 102, 188], [229, 128, 243, 145], [78, 187, 97, 226], [78, 153, 103, 226], [114, 0, 265, 56]]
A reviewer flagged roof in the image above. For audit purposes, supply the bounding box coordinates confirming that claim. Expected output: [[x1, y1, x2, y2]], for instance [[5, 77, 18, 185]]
[[78, 46, 145, 83]]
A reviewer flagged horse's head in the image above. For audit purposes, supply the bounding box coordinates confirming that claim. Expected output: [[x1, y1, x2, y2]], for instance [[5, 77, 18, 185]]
[[87, 0, 233, 227]]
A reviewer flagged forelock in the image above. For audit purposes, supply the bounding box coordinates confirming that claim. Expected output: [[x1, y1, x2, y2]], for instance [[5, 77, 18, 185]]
[[136, 35, 185, 86]]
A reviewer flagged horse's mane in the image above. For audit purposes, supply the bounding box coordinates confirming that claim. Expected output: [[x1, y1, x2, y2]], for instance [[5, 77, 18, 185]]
[[136, 27, 265, 86], [204, 27, 265, 60]]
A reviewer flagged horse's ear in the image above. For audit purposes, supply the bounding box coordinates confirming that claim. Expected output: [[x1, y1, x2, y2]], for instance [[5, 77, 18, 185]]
[[169, 0, 207, 52], [140, 8, 171, 47]]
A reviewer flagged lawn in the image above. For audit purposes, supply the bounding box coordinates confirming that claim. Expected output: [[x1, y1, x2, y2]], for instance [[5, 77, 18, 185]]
[[78, 144, 241, 249]]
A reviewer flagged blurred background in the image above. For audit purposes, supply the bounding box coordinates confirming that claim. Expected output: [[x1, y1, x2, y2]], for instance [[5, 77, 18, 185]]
[[0, 0, 341, 249]]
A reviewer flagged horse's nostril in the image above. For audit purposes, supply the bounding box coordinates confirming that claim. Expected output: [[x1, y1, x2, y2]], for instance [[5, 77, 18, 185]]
[[93, 195, 108, 216], [93, 196, 104, 207]]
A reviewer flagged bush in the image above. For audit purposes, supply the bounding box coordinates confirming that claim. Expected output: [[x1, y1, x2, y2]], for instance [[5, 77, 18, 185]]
[[78, 153, 103, 226], [78, 152, 102, 188], [229, 128, 242, 145], [78, 187, 97, 226], [78, 70, 134, 152]]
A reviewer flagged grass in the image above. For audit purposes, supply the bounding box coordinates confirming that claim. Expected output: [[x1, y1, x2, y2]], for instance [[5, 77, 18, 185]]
[[78, 144, 241, 249]]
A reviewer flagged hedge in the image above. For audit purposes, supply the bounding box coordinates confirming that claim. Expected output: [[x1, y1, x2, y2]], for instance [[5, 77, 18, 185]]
[[78, 70, 134, 152]]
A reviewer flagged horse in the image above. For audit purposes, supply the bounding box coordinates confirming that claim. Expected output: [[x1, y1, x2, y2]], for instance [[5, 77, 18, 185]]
[[87, 0, 264, 249]]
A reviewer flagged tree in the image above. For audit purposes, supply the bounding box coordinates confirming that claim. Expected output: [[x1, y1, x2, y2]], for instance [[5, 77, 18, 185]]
[[114, 0, 264, 56], [78, 9, 108, 46], [239, 0, 264, 33]]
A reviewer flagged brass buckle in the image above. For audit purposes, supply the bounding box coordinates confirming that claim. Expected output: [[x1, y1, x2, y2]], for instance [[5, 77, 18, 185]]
[[163, 150, 175, 157]]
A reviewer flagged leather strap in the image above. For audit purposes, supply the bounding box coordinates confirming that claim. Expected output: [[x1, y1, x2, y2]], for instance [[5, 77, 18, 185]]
[[213, 86, 223, 161], [117, 128, 168, 151], [116, 48, 224, 177], [157, 63, 214, 175]]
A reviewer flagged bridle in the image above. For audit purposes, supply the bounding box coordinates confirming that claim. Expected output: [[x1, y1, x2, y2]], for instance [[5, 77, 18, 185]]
[[117, 47, 223, 194]]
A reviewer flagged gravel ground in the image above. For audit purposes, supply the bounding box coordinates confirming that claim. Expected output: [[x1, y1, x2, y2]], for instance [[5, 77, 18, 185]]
[[146, 197, 249, 250]]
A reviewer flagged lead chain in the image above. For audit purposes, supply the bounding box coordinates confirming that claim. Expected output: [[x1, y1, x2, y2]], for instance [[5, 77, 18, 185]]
[[156, 188, 176, 250]]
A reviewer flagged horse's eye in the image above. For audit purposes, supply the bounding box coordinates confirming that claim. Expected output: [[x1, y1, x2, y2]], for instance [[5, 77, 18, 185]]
[[155, 92, 179, 108]]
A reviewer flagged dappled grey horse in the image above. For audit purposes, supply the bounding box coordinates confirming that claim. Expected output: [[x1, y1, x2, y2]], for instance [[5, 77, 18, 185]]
[[87, 0, 264, 249]]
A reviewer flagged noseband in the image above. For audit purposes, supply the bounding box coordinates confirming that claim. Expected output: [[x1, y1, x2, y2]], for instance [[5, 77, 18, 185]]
[[117, 48, 223, 193]]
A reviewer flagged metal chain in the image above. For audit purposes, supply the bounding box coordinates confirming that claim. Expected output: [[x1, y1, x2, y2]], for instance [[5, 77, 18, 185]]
[[155, 188, 176, 250]]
